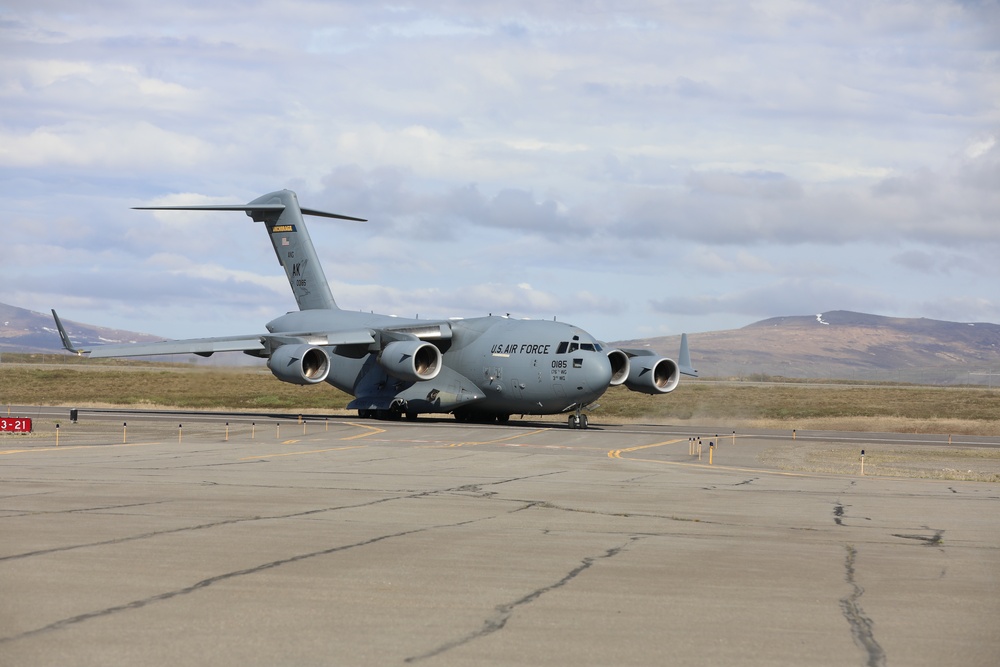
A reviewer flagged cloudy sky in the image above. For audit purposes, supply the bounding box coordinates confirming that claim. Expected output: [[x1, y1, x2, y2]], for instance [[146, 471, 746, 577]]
[[3, 1, 999, 344]]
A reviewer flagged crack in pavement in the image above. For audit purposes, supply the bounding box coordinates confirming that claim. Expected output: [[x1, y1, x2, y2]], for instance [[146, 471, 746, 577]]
[[404, 536, 642, 663], [0, 495, 405, 563], [0, 470, 577, 644], [833, 500, 870, 526], [1, 470, 566, 563], [527, 500, 714, 524], [892, 528, 944, 547], [834, 502, 846, 526], [0, 500, 171, 519], [839, 544, 886, 667], [0, 512, 506, 646]]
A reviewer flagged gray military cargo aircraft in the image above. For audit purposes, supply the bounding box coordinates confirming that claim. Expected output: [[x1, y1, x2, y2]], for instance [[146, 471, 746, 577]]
[[53, 189, 696, 427]]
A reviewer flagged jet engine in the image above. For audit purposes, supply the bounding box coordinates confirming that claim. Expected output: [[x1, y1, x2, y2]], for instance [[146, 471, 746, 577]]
[[377, 340, 442, 382], [267, 344, 330, 385], [607, 349, 630, 386], [624, 356, 680, 394]]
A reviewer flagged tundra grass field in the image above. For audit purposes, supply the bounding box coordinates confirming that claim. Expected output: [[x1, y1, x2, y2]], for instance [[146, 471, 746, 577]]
[[2, 355, 999, 482], [2, 354, 999, 434]]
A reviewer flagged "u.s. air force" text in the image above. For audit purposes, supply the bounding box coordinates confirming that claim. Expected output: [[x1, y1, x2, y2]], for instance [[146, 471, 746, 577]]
[[490, 343, 552, 355]]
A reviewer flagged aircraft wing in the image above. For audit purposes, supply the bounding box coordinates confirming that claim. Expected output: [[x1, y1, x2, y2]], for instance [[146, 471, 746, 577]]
[[51, 310, 377, 359], [82, 335, 267, 359], [617, 333, 698, 377]]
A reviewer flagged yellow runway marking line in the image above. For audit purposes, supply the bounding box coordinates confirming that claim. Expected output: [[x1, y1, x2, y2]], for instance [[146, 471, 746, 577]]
[[340, 422, 387, 440], [497, 443, 579, 450], [617, 455, 820, 478], [240, 445, 368, 461], [440, 428, 551, 449], [241, 422, 384, 459], [0, 442, 160, 455], [608, 438, 687, 459], [608, 438, 815, 477]]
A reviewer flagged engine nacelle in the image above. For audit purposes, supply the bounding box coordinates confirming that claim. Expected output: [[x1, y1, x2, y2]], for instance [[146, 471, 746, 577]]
[[378, 340, 442, 382], [624, 356, 680, 394], [267, 344, 330, 385], [607, 349, 630, 386]]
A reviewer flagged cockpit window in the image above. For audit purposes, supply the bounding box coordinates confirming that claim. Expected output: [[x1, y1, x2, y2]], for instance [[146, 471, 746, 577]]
[[557, 340, 601, 354]]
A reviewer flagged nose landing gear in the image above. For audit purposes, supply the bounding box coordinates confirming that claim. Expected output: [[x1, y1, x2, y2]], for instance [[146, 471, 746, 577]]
[[567, 411, 589, 429]]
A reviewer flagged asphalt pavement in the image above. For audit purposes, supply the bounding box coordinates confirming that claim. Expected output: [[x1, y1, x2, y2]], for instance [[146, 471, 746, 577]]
[[1, 409, 998, 666]]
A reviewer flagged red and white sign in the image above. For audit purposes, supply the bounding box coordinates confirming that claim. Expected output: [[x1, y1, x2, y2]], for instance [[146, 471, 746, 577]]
[[0, 418, 32, 433]]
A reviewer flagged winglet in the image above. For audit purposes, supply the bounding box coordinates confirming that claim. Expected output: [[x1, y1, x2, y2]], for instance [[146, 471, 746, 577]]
[[679, 333, 698, 377], [51, 309, 84, 355]]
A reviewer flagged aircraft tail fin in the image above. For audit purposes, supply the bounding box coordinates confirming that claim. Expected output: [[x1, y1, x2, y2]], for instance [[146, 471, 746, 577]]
[[134, 190, 365, 311], [679, 333, 698, 377]]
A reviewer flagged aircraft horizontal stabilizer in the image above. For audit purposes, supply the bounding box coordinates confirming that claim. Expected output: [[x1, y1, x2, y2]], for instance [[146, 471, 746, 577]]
[[132, 203, 366, 222], [301, 207, 367, 221]]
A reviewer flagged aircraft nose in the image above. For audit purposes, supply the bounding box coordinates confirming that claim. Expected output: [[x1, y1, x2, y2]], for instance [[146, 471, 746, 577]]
[[585, 351, 613, 390]]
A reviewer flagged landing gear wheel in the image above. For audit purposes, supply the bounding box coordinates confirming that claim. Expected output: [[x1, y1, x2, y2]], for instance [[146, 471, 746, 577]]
[[405, 411, 418, 421], [496, 414, 510, 424], [579, 414, 589, 429], [568, 414, 579, 429]]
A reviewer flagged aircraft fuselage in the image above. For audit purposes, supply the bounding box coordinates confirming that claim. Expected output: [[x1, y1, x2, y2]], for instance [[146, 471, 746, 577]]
[[266, 310, 613, 419]]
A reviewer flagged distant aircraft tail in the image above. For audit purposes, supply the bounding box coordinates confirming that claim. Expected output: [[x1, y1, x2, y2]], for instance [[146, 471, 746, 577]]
[[134, 189, 365, 311]]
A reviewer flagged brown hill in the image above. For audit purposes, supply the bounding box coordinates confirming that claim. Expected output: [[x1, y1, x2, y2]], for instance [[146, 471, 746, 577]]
[[0, 303, 256, 366], [616, 311, 1000, 385], [0, 302, 164, 354], [4, 303, 999, 384]]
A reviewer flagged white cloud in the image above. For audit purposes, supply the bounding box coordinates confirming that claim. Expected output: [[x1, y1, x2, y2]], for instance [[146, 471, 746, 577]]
[[965, 135, 996, 160], [146, 254, 286, 293], [3, 1, 999, 340], [0, 121, 212, 168]]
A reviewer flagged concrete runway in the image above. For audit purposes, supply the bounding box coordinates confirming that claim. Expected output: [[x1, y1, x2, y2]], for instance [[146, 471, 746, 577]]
[[1, 409, 998, 666]]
